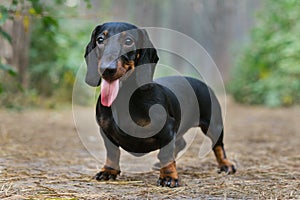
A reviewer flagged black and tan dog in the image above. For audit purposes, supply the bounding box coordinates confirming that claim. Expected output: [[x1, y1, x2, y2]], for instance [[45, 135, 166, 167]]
[[84, 22, 236, 187]]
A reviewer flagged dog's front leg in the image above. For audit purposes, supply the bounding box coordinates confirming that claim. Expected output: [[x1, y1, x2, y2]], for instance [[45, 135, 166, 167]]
[[94, 130, 121, 181], [157, 137, 179, 187]]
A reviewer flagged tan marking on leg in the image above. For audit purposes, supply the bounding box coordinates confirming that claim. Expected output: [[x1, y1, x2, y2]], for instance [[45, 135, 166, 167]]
[[100, 165, 121, 176], [213, 146, 231, 167], [159, 161, 178, 180], [214, 146, 224, 165], [213, 145, 236, 174]]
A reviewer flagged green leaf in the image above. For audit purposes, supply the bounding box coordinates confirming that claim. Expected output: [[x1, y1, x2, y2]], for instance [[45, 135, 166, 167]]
[[12, 0, 18, 6], [28, 0, 43, 14], [0, 5, 9, 25], [83, 0, 92, 9], [41, 16, 59, 34], [55, 0, 65, 4], [0, 63, 17, 76], [0, 27, 12, 44]]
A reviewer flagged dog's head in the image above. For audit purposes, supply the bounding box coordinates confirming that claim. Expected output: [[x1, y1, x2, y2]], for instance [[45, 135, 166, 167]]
[[84, 22, 159, 107]]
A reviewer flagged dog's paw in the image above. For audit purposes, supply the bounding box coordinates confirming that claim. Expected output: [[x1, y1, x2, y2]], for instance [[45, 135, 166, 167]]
[[94, 166, 121, 181], [218, 161, 236, 174], [158, 161, 180, 187], [157, 177, 179, 188]]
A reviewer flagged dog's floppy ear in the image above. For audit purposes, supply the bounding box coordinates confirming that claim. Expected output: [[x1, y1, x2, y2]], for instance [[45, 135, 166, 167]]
[[135, 29, 159, 86], [84, 25, 102, 87]]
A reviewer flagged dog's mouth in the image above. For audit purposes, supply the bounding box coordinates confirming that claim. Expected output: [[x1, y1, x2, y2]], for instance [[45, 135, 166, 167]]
[[100, 60, 135, 107]]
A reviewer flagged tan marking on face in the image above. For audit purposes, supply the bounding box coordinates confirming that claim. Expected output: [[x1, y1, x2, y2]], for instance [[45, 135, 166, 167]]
[[104, 59, 135, 81], [103, 30, 108, 36], [123, 60, 135, 71], [108, 60, 126, 81], [99, 58, 135, 81]]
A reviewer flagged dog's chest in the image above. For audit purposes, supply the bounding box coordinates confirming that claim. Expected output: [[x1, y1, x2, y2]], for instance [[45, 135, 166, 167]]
[[99, 111, 162, 153], [97, 105, 174, 153]]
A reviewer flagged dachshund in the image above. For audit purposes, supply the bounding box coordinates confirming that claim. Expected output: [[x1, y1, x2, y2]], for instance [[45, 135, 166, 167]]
[[84, 22, 236, 187]]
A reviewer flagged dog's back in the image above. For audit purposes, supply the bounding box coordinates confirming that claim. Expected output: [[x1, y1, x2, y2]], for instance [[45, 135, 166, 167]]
[[155, 76, 218, 136]]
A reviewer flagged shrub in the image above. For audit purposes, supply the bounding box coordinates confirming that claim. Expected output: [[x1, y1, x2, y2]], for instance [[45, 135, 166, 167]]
[[230, 0, 300, 107]]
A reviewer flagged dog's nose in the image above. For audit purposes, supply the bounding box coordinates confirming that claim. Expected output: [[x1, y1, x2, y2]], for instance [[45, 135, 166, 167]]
[[104, 66, 117, 76], [100, 62, 117, 77]]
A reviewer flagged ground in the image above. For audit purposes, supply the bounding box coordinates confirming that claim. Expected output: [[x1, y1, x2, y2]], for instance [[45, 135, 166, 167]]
[[0, 97, 299, 199]]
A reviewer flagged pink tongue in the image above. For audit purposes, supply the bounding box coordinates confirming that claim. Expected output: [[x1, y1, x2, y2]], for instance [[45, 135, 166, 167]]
[[101, 79, 119, 107]]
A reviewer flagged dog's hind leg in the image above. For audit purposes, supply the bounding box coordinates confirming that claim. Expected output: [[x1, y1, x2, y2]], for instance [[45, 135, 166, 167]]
[[201, 123, 236, 174], [94, 130, 121, 181], [201, 113, 236, 174], [212, 129, 236, 174], [200, 92, 236, 174]]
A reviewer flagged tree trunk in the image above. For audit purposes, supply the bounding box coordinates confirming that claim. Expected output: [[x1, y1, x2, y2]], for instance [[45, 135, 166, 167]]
[[0, 15, 30, 88]]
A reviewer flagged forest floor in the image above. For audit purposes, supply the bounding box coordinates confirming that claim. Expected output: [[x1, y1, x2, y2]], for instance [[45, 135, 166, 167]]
[[0, 97, 299, 199]]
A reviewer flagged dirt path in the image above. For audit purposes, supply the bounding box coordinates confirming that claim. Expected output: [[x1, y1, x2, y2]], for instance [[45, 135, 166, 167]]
[[0, 98, 299, 199]]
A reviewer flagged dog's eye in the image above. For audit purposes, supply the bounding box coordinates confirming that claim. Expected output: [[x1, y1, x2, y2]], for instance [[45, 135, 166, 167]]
[[124, 38, 134, 46], [97, 36, 105, 44]]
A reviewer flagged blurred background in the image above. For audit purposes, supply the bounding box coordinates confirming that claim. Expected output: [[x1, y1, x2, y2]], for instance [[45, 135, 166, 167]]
[[0, 0, 299, 109]]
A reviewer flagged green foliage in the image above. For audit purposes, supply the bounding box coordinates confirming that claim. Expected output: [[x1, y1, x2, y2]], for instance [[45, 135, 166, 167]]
[[29, 17, 88, 102], [0, 27, 12, 44], [0, 62, 17, 76], [0, 4, 12, 43], [0, 0, 92, 108], [230, 0, 300, 107], [0, 79, 39, 110], [0, 61, 17, 95]]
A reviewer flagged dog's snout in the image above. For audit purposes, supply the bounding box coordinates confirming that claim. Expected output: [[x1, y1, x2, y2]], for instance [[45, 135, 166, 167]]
[[100, 62, 117, 77]]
